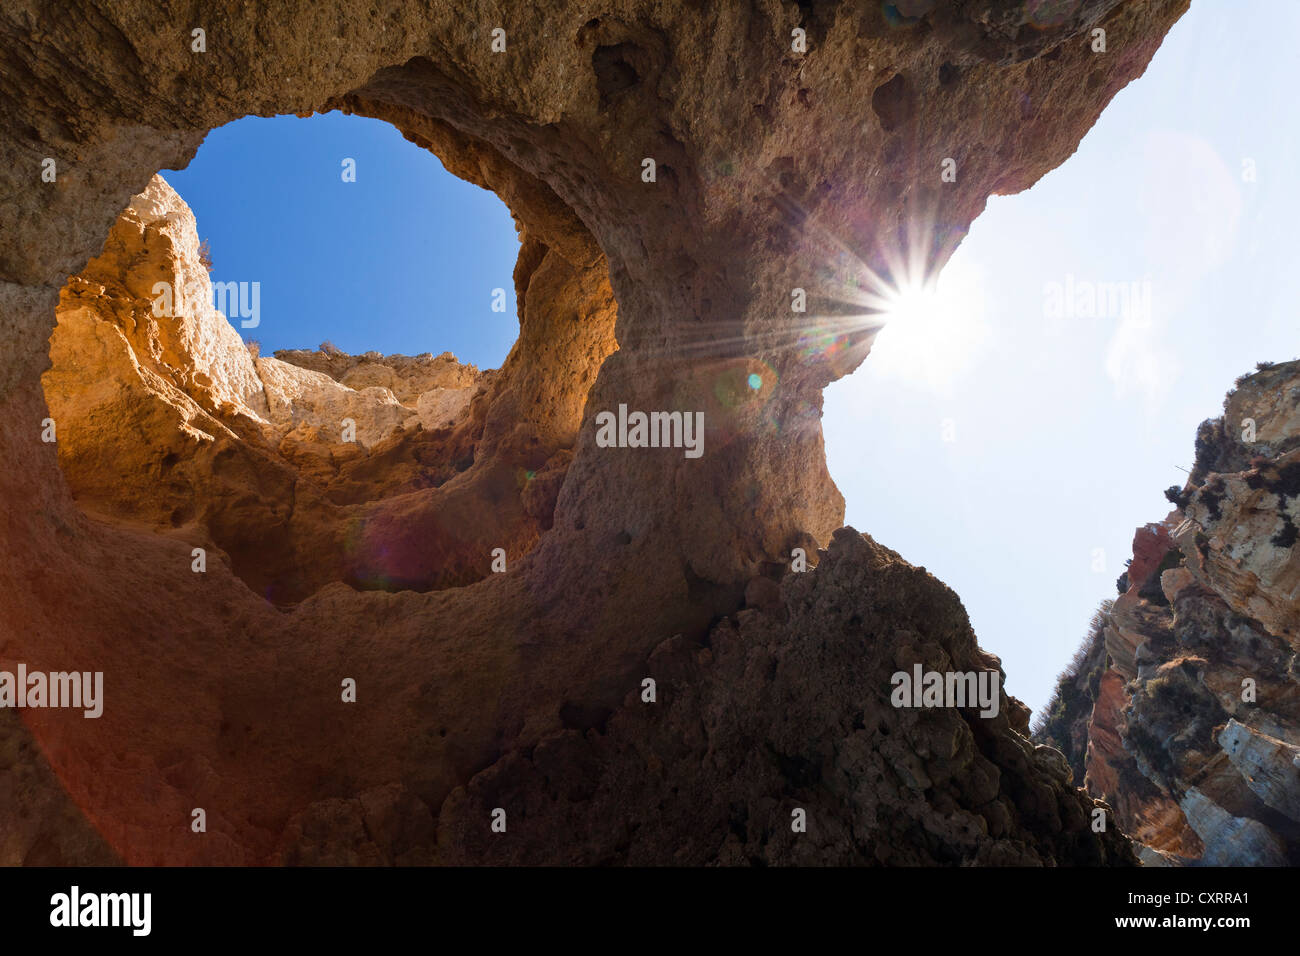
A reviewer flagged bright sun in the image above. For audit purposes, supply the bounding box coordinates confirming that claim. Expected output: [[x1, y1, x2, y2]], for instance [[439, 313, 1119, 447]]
[[883, 281, 945, 327], [867, 255, 988, 391]]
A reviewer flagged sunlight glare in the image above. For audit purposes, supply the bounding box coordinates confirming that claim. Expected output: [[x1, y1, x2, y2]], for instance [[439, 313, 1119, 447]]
[[867, 254, 989, 392]]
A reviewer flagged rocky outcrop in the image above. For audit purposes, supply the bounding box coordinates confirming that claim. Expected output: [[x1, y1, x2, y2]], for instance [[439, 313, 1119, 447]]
[[273, 347, 482, 404], [38, 194, 1138, 863], [1054, 361, 1300, 865], [0, 1, 1189, 864], [260, 348, 488, 443], [286, 530, 1134, 866]]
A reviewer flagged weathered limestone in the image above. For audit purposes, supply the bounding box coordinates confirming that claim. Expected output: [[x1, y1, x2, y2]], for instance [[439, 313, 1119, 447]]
[[1179, 789, 1287, 867], [1218, 719, 1300, 824], [416, 386, 476, 431], [1049, 360, 1300, 866], [253, 355, 412, 449]]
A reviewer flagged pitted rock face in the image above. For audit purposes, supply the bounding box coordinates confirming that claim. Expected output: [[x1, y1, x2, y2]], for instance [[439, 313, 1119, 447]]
[[1040, 361, 1300, 867], [0, 1, 1187, 864]]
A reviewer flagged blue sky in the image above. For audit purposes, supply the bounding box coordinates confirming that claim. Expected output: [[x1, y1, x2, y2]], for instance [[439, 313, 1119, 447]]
[[161, 112, 520, 366], [161, 0, 1296, 716]]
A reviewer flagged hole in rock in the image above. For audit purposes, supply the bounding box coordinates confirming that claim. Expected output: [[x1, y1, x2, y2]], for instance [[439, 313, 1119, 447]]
[[41, 112, 617, 606], [592, 43, 641, 108], [871, 73, 915, 132]]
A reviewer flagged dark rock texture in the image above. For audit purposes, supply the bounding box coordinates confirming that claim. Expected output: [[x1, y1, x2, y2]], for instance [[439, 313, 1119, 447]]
[[305, 531, 1135, 866]]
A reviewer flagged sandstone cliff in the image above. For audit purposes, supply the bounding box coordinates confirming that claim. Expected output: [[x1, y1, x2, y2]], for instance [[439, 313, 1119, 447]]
[[1040, 360, 1300, 866]]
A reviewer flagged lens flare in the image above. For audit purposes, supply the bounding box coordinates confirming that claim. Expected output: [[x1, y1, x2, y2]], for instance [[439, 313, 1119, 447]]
[[867, 254, 988, 391]]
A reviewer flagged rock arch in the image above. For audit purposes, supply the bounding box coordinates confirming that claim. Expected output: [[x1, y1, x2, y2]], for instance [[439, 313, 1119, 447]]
[[0, 0, 1186, 863]]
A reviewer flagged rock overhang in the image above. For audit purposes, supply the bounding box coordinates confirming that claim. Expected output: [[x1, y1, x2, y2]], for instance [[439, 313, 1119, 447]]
[[0, 0, 1191, 864]]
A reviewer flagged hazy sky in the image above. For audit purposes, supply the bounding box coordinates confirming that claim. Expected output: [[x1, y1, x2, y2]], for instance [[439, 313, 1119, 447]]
[[162, 1, 1296, 716], [826, 0, 1300, 713]]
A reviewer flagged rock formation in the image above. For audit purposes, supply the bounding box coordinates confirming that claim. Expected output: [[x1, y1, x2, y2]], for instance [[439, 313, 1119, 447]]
[[1040, 361, 1300, 866], [0, 0, 1190, 864], [42, 173, 608, 604]]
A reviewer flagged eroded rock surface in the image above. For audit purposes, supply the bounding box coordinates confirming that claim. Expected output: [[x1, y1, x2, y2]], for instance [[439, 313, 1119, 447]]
[[0, 0, 1189, 864], [1042, 361, 1300, 865], [430, 530, 1132, 866]]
